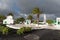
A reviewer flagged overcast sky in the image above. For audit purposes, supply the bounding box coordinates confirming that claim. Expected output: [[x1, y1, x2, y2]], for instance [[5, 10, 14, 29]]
[[0, 0, 60, 19]]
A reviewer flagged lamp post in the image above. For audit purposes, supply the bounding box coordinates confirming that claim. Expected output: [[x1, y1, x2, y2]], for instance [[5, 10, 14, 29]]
[[44, 14, 46, 23]]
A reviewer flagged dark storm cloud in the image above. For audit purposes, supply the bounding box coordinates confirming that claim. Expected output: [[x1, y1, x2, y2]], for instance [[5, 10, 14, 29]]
[[0, 0, 60, 18]]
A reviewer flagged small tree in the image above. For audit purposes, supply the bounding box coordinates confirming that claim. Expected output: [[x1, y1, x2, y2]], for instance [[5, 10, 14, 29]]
[[15, 17, 25, 24], [19, 17, 25, 23], [0, 14, 6, 22], [27, 15, 33, 22], [46, 20, 53, 25]]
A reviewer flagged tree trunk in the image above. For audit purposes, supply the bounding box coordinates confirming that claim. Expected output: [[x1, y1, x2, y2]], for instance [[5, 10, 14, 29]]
[[31, 19, 32, 23], [37, 14, 39, 24]]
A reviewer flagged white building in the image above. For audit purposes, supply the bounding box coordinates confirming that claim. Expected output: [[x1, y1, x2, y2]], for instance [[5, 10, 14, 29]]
[[3, 15, 14, 24], [56, 18, 60, 25], [43, 14, 46, 23], [25, 19, 31, 25]]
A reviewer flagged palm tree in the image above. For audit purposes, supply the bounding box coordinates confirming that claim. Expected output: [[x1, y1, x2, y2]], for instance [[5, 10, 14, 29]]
[[32, 8, 42, 24], [27, 15, 33, 22]]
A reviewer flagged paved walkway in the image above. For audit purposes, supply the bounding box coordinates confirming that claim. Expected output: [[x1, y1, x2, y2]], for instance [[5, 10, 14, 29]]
[[1, 29, 60, 40], [6, 24, 60, 30]]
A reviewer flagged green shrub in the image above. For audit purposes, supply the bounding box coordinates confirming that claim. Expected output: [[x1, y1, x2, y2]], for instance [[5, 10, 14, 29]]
[[46, 20, 53, 24], [0, 26, 5, 32], [2, 27, 9, 35], [24, 27, 32, 32], [33, 20, 37, 24], [17, 27, 25, 35], [0, 24, 6, 27], [17, 27, 32, 35]]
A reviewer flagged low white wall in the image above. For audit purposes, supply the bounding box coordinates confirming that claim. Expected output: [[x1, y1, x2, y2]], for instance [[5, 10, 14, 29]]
[[6, 25, 20, 29], [6, 24, 60, 30]]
